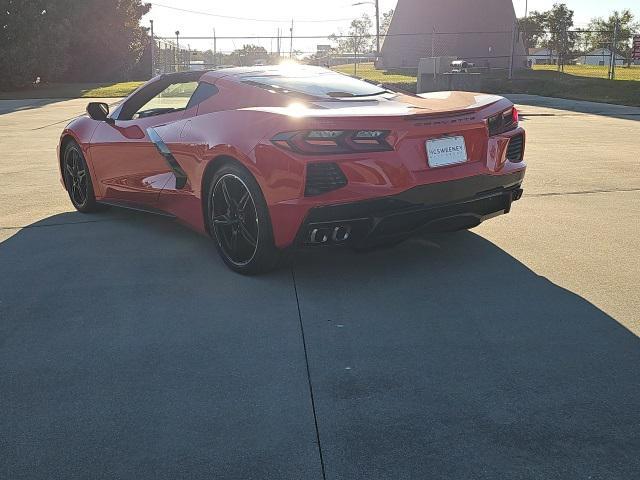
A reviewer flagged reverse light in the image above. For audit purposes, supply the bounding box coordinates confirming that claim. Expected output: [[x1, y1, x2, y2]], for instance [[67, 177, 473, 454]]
[[487, 107, 519, 136], [271, 130, 392, 155], [308, 130, 344, 138]]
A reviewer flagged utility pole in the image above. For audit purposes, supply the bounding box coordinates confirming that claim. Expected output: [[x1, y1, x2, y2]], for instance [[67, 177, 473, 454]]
[[432, 26, 436, 81], [289, 19, 294, 59], [354, 38, 358, 76], [150, 20, 155, 78], [610, 18, 619, 80], [277, 28, 281, 59], [175, 30, 180, 72], [213, 28, 217, 68], [375, 0, 380, 57], [522, 0, 528, 55], [352, 1, 381, 58], [509, 21, 516, 79], [561, 22, 566, 73]]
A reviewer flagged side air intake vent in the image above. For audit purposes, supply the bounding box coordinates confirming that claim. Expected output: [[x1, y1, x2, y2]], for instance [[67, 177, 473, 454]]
[[506, 134, 525, 162], [305, 162, 348, 197]]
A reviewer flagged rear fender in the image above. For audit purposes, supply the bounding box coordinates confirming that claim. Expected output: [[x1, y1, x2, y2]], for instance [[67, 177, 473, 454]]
[[155, 110, 294, 199]]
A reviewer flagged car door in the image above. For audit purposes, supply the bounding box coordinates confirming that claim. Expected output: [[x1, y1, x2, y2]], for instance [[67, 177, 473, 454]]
[[87, 79, 200, 208]]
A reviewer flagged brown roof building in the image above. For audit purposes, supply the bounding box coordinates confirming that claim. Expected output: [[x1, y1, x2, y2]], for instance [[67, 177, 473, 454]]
[[379, 0, 526, 70]]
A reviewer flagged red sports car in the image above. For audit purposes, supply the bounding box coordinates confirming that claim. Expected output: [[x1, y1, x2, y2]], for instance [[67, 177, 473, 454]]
[[58, 65, 526, 274]]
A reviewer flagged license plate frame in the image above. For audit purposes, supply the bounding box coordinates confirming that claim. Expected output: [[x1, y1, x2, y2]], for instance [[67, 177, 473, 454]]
[[426, 135, 468, 168]]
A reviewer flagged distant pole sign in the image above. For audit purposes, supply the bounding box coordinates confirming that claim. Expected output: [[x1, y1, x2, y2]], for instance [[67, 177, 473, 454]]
[[633, 35, 640, 61]]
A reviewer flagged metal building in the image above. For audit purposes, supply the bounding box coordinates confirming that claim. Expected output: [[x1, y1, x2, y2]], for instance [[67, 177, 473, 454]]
[[379, 0, 526, 71]]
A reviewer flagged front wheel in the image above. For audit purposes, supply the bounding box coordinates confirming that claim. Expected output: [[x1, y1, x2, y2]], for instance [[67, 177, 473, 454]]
[[62, 141, 103, 213], [207, 163, 281, 275]]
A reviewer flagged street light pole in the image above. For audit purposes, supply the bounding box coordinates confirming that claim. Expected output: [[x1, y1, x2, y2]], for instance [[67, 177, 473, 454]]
[[353, 1, 380, 57], [213, 28, 217, 68], [375, 0, 380, 57], [175, 30, 180, 72], [611, 17, 619, 80], [150, 20, 155, 78], [523, 0, 529, 62], [289, 19, 294, 59]]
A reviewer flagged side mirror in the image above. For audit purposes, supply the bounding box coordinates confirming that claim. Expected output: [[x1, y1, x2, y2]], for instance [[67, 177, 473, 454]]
[[87, 102, 110, 122]]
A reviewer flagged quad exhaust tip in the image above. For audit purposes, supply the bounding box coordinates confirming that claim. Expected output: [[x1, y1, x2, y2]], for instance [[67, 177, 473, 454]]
[[309, 228, 329, 244]]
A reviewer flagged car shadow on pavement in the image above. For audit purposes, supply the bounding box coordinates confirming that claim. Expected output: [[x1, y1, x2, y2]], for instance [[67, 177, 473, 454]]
[[1, 211, 639, 479], [0, 98, 70, 116], [0, 211, 324, 480]]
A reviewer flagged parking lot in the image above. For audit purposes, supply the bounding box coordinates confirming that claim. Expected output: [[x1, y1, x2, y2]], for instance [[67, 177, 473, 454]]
[[1, 96, 639, 479]]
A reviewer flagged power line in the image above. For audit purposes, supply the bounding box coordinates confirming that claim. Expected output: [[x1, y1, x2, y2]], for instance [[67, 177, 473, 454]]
[[155, 31, 519, 40], [147, 2, 355, 23]]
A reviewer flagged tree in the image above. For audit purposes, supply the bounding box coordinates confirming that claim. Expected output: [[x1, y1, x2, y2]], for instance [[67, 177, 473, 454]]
[[0, 0, 151, 89], [232, 44, 269, 66], [586, 10, 640, 66], [380, 9, 394, 37], [518, 11, 547, 50], [543, 3, 578, 68], [64, 0, 151, 82], [330, 14, 374, 55], [306, 49, 336, 67], [0, 0, 75, 89], [515, 3, 578, 69]]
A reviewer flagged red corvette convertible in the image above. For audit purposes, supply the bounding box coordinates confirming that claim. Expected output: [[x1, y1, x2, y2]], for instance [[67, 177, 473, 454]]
[[58, 65, 526, 274]]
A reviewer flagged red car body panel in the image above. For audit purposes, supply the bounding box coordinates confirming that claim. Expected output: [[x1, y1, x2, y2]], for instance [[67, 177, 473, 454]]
[[59, 66, 526, 249]]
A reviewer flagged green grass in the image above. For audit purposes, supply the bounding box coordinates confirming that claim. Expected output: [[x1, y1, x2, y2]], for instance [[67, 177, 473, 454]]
[[2, 65, 638, 106], [487, 69, 640, 106], [533, 64, 640, 81], [332, 63, 640, 106], [334, 63, 417, 84], [333, 63, 418, 92], [0, 81, 145, 99]]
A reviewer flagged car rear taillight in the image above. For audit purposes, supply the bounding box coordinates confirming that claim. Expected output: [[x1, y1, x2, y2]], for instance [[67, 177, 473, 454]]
[[271, 130, 392, 155], [487, 107, 518, 136]]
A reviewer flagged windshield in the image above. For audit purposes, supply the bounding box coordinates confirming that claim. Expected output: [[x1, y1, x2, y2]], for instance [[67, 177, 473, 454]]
[[242, 71, 389, 99]]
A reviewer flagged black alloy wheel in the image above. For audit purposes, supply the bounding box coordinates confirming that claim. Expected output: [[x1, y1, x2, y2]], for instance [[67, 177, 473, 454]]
[[64, 146, 88, 208], [211, 174, 259, 266], [63, 142, 102, 213], [208, 163, 280, 274]]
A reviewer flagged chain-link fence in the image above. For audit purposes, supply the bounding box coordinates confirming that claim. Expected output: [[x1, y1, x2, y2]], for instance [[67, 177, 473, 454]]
[[149, 34, 379, 75], [521, 28, 640, 81], [149, 27, 640, 82], [152, 37, 194, 75]]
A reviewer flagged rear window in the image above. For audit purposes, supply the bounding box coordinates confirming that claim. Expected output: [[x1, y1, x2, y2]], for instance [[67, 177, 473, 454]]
[[242, 71, 388, 99], [186, 82, 219, 110]]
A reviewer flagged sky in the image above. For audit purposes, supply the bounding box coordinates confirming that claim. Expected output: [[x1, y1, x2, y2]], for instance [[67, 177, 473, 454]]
[[142, 0, 640, 55]]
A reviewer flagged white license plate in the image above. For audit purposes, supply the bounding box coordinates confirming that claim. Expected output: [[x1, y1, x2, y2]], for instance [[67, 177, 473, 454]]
[[426, 136, 468, 168]]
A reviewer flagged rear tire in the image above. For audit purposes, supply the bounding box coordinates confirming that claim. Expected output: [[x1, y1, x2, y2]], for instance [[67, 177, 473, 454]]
[[207, 162, 280, 275], [62, 141, 104, 213]]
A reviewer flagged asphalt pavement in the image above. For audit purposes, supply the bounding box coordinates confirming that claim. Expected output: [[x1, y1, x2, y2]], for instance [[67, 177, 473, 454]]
[[1, 96, 639, 479]]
